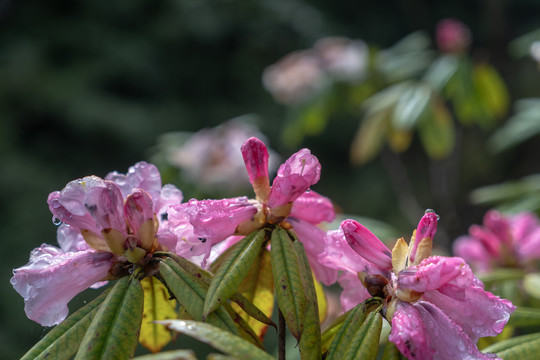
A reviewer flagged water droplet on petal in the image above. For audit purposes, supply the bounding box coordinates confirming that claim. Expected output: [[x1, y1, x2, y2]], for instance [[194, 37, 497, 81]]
[[424, 209, 440, 221], [52, 216, 62, 226], [306, 188, 311, 193]]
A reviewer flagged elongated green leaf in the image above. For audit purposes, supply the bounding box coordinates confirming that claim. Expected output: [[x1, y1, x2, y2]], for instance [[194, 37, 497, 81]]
[[132, 349, 197, 360], [350, 110, 389, 165], [210, 238, 244, 273], [21, 289, 109, 360], [158, 320, 275, 360], [326, 298, 382, 360], [159, 258, 240, 336], [524, 273, 540, 300], [204, 229, 267, 318], [222, 303, 264, 348], [392, 83, 432, 130], [418, 101, 455, 159], [508, 307, 540, 327], [474, 63, 509, 122], [423, 55, 459, 91], [382, 340, 407, 360], [322, 313, 347, 354], [483, 332, 540, 359], [294, 241, 322, 360], [478, 269, 526, 286], [74, 276, 144, 360], [156, 251, 213, 286], [271, 227, 307, 340], [139, 276, 178, 353]]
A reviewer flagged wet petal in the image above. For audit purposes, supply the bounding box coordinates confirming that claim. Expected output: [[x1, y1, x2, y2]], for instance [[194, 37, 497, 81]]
[[341, 219, 393, 270], [267, 148, 321, 208], [409, 211, 438, 264], [48, 190, 99, 234], [389, 301, 433, 360], [124, 189, 154, 235], [10, 245, 113, 326], [57, 224, 89, 252], [87, 180, 126, 232], [290, 190, 335, 224], [106, 161, 162, 200], [241, 137, 271, 202], [154, 184, 183, 218]]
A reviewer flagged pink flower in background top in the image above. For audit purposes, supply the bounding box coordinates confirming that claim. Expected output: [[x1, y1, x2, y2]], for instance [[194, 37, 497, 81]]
[[319, 210, 515, 360], [436, 18, 471, 54], [168, 137, 338, 285], [453, 210, 540, 273], [11, 162, 184, 326]]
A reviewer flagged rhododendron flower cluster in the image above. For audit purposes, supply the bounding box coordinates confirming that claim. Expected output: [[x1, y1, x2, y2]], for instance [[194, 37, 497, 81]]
[[454, 209, 540, 273], [11, 162, 183, 326], [168, 137, 338, 284], [320, 211, 515, 360]]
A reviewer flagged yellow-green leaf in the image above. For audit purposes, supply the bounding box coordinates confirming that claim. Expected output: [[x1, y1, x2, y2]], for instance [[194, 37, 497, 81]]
[[139, 277, 178, 353], [21, 289, 109, 360], [313, 276, 327, 324], [204, 229, 267, 318], [508, 307, 540, 328], [483, 332, 540, 360], [158, 320, 275, 360], [474, 63, 509, 122], [381, 340, 407, 360], [418, 101, 455, 159], [350, 110, 389, 165], [74, 276, 144, 360]]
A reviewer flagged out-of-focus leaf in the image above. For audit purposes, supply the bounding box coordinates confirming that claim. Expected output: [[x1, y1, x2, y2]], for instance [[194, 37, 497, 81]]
[[132, 350, 197, 360], [392, 83, 432, 130], [350, 109, 389, 165], [478, 269, 526, 286], [386, 127, 413, 153], [231, 248, 276, 339], [423, 55, 459, 91], [21, 289, 109, 360], [363, 83, 407, 116], [74, 276, 144, 360], [159, 258, 240, 335], [478, 325, 514, 350], [282, 96, 330, 146], [524, 273, 540, 301], [509, 28, 540, 58], [508, 307, 540, 328], [203, 229, 266, 319], [474, 63, 509, 124], [270, 227, 307, 340], [294, 241, 322, 360], [381, 340, 407, 360], [489, 99, 540, 153], [139, 277, 177, 353], [326, 298, 382, 360], [418, 101, 455, 159], [483, 332, 540, 359], [158, 320, 275, 360]]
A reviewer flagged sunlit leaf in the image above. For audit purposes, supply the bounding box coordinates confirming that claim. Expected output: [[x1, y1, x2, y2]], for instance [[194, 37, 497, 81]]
[[524, 273, 540, 301], [132, 349, 197, 360], [156, 251, 213, 286], [139, 277, 178, 353], [474, 63, 509, 123], [386, 127, 413, 154], [423, 55, 459, 91], [483, 332, 540, 360], [21, 289, 109, 360], [74, 275, 144, 360], [159, 258, 240, 336], [203, 229, 267, 319], [392, 83, 432, 130], [158, 320, 275, 360], [326, 297, 382, 360], [313, 276, 327, 324], [418, 101, 455, 159], [350, 109, 389, 165], [294, 241, 322, 360], [321, 311, 349, 354], [231, 248, 276, 339], [508, 307, 540, 328], [270, 227, 307, 340]]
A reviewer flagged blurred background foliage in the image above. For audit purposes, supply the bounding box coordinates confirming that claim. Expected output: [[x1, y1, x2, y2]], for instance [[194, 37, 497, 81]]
[[3, 0, 540, 358]]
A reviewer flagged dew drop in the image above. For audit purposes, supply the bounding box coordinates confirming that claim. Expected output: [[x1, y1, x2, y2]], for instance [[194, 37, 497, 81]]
[[52, 216, 62, 226], [424, 209, 440, 221], [306, 188, 311, 193]]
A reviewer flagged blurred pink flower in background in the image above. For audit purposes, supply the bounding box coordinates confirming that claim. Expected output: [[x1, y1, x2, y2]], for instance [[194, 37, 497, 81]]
[[314, 37, 368, 81], [319, 211, 514, 360], [436, 18, 472, 53], [453, 210, 540, 273], [11, 162, 184, 326], [165, 117, 279, 193]]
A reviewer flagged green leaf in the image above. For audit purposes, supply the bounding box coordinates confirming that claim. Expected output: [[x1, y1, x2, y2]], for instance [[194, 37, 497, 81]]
[[350, 109, 389, 165], [478, 269, 526, 286], [74, 276, 144, 360], [326, 298, 382, 360], [132, 349, 197, 360], [230, 248, 276, 339], [473, 63, 509, 122], [139, 276, 178, 353], [204, 229, 267, 318], [294, 240, 322, 360], [418, 101, 455, 159], [508, 307, 540, 328], [21, 289, 109, 360], [270, 227, 307, 340], [158, 320, 275, 360], [423, 55, 459, 91], [524, 273, 540, 300], [381, 340, 407, 360], [156, 251, 213, 286], [222, 303, 264, 348], [321, 311, 348, 354], [159, 258, 240, 336], [392, 83, 432, 130], [483, 332, 540, 359]]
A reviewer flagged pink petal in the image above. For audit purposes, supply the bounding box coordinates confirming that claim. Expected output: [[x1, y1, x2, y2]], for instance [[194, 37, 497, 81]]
[[167, 204, 206, 256], [48, 190, 99, 234], [290, 191, 335, 224], [510, 211, 540, 241], [518, 227, 540, 261], [341, 219, 392, 270], [154, 184, 183, 218], [267, 148, 321, 208], [88, 180, 126, 232], [288, 218, 338, 285], [484, 210, 512, 248], [10, 245, 113, 326], [241, 137, 271, 202], [124, 188, 154, 234], [390, 301, 498, 360], [452, 235, 492, 273], [409, 211, 438, 264], [57, 224, 90, 252], [337, 271, 371, 312], [106, 161, 162, 200], [469, 224, 501, 258]]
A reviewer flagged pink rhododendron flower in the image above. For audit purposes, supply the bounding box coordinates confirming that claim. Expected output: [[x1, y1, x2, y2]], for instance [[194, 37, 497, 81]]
[[11, 162, 184, 326], [319, 210, 515, 360], [168, 137, 338, 284], [453, 210, 540, 273], [436, 18, 472, 54]]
